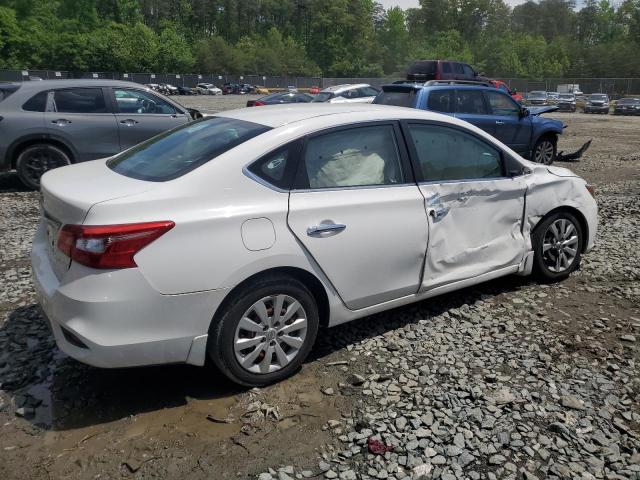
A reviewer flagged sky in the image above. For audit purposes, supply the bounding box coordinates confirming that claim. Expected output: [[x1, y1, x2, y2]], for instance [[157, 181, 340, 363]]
[[378, 0, 530, 8]]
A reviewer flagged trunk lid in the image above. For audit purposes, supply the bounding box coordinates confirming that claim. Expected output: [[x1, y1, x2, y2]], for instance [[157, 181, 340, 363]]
[[40, 159, 153, 278]]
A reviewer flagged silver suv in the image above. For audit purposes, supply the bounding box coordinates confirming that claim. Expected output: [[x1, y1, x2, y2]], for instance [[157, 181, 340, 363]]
[[0, 79, 195, 189]]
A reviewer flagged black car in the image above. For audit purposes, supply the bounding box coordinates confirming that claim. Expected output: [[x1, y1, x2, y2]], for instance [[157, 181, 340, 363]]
[[613, 97, 640, 115], [177, 86, 195, 95], [246, 92, 313, 107], [223, 83, 250, 94]]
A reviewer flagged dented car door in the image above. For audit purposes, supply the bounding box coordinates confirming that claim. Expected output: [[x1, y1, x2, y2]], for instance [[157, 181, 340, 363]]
[[402, 122, 527, 290]]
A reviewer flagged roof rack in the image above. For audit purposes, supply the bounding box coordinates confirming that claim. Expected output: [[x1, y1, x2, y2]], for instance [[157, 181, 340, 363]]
[[423, 80, 492, 87]]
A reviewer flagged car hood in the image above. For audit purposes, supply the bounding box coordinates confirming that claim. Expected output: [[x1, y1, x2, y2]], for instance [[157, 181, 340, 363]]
[[528, 105, 559, 115]]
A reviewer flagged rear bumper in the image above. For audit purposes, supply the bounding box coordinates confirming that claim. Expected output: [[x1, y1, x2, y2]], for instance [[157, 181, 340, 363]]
[[31, 222, 230, 368]]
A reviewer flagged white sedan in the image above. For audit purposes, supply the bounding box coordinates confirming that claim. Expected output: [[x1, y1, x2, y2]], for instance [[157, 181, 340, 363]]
[[195, 83, 222, 95], [32, 105, 597, 386]]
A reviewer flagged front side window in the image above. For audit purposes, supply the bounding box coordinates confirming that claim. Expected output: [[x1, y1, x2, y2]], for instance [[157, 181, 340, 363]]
[[302, 125, 403, 189], [408, 123, 503, 182], [453, 63, 465, 74], [114, 88, 176, 114], [108, 117, 270, 181], [53, 88, 107, 113], [454, 90, 487, 114], [463, 64, 475, 77], [486, 91, 520, 116], [427, 90, 454, 113]]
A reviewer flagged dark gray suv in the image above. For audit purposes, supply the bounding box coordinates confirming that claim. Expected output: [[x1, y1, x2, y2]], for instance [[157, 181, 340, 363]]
[[0, 80, 194, 188]]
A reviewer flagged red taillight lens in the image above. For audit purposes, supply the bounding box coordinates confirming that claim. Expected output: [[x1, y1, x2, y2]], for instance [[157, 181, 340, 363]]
[[254, 101, 265, 106], [57, 221, 175, 269]]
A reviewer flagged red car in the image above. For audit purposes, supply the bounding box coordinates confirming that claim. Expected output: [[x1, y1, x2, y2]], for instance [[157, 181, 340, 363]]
[[407, 60, 481, 82], [309, 86, 320, 94], [490, 79, 523, 103]]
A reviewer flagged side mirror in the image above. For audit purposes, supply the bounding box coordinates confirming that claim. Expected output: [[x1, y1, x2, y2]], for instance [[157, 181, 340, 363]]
[[520, 107, 530, 118]]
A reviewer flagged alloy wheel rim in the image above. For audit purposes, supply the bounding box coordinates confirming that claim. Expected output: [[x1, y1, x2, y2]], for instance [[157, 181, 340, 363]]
[[22, 147, 69, 185], [234, 295, 308, 374], [534, 140, 554, 164], [542, 218, 579, 273]]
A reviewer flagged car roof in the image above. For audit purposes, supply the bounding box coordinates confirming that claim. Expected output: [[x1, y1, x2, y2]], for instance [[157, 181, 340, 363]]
[[320, 83, 370, 93], [12, 79, 157, 91], [218, 103, 473, 128]]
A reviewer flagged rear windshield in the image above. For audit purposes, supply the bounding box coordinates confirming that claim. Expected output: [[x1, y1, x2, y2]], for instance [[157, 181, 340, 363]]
[[108, 117, 270, 181], [373, 88, 418, 108], [0, 83, 20, 102], [312, 92, 333, 102], [408, 61, 436, 75]]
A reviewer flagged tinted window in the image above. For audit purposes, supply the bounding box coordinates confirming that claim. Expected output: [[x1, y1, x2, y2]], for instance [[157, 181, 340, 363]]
[[408, 124, 503, 181], [427, 90, 454, 113], [360, 86, 379, 97], [303, 125, 403, 188], [442, 62, 452, 73], [312, 92, 333, 102], [248, 147, 291, 189], [463, 64, 475, 77], [454, 90, 487, 114], [486, 91, 520, 116], [453, 63, 464, 74], [108, 117, 270, 181], [0, 84, 20, 103], [54, 88, 107, 113], [408, 61, 437, 75], [373, 89, 417, 107], [114, 88, 175, 114], [22, 91, 47, 112]]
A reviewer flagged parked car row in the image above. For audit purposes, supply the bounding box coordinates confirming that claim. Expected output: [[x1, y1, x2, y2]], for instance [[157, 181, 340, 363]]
[[246, 84, 380, 107], [521, 91, 640, 115]]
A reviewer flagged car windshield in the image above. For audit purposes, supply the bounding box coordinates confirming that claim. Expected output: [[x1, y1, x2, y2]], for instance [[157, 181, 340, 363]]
[[528, 92, 546, 99], [108, 117, 270, 181], [589, 94, 607, 101], [0, 83, 20, 102], [618, 98, 640, 104], [559, 94, 574, 100], [373, 88, 418, 107], [312, 92, 334, 102]]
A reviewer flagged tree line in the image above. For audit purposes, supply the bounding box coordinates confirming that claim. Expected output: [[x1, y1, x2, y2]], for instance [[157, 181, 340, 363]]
[[1, 0, 639, 79]]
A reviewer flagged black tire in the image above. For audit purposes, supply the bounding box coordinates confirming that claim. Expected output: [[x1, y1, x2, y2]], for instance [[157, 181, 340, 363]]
[[208, 274, 319, 386], [532, 211, 583, 282], [15, 143, 71, 190], [532, 135, 557, 165]]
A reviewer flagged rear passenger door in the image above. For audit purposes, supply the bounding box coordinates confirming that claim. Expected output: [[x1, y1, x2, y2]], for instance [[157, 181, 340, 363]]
[[44, 87, 119, 162], [485, 90, 531, 155], [287, 122, 429, 310], [453, 89, 496, 135], [111, 88, 190, 150], [403, 122, 527, 290]]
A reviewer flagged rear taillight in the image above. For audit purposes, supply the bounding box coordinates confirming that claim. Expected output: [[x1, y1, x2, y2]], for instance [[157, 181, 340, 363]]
[[254, 101, 265, 106], [57, 221, 174, 269]]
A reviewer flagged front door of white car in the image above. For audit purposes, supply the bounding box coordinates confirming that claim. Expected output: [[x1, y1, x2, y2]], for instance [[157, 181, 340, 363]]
[[287, 123, 429, 310], [403, 122, 527, 290]]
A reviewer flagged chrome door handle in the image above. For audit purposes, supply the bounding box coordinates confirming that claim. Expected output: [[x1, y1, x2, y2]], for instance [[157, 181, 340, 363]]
[[495, 120, 504, 125], [428, 206, 449, 219], [51, 119, 72, 125], [306, 223, 346, 236], [120, 119, 139, 126]]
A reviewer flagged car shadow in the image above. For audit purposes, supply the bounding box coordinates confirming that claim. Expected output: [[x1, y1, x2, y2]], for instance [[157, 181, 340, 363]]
[[0, 172, 29, 192], [0, 275, 532, 432]]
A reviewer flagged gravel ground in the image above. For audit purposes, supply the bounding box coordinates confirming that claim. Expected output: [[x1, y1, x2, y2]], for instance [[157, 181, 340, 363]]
[[0, 105, 639, 480]]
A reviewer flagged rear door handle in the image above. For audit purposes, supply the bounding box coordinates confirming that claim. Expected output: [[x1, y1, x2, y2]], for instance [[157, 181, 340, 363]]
[[306, 223, 346, 236], [120, 119, 139, 126], [51, 119, 72, 125]]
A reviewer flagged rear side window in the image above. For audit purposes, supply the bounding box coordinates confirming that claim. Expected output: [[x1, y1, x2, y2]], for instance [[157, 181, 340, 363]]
[[54, 88, 107, 113], [247, 146, 293, 190], [0, 84, 20, 103], [442, 63, 452, 74], [427, 90, 454, 113], [22, 91, 48, 112], [108, 117, 270, 181], [408, 123, 503, 181], [454, 90, 487, 114], [373, 88, 417, 107], [301, 125, 403, 189]]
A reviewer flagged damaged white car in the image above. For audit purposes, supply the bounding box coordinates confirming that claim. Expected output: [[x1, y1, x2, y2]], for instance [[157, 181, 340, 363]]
[[32, 104, 597, 386]]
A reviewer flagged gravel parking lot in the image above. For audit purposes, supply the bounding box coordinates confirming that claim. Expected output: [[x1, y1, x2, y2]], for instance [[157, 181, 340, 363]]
[[0, 104, 639, 480]]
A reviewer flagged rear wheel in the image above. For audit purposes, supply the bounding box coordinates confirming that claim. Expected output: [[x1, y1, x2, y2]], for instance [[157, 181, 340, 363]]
[[532, 211, 583, 281], [532, 135, 557, 165], [15, 143, 71, 190], [208, 275, 319, 386]]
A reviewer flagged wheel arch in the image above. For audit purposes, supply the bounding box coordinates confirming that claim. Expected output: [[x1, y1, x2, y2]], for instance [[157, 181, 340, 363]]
[[531, 206, 589, 253], [212, 266, 331, 329], [9, 135, 76, 169]]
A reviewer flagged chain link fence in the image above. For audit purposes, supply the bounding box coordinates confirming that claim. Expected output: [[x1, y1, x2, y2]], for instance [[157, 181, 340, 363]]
[[2, 70, 640, 96]]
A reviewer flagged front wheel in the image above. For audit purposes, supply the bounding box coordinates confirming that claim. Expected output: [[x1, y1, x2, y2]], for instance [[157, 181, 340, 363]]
[[208, 275, 319, 386], [16, 144, 71, 190], [532, 211, 583, 282], [532, 136, 557, 165]]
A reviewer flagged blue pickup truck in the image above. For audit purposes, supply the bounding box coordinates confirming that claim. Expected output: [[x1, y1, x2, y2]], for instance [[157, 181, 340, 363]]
[[374, 83, 566, 164]]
